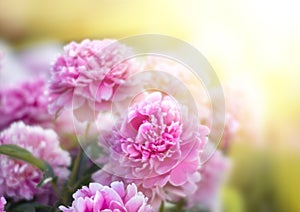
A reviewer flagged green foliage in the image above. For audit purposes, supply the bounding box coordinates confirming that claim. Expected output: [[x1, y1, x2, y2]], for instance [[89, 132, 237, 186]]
[[0, 144, 56, 187]]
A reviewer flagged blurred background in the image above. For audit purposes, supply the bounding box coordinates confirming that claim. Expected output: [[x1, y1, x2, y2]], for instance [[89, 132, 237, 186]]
[[0, 0, 299, 211]]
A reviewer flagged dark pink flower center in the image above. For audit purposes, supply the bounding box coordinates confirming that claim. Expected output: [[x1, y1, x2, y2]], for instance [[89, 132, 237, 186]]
[[116, 93, 182, 162]]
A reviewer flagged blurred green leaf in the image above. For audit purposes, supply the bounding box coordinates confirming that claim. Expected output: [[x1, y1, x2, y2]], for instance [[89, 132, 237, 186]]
[[10, 202, 53, 212], [0, 144, 55, 187]]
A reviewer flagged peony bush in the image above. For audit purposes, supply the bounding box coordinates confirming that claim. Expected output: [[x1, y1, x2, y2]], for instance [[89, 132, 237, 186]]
[[0, 38, 239, 212]]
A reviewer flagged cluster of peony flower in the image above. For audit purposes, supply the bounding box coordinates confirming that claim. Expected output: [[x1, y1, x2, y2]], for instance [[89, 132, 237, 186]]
[[0, 39, 239, 211], [0, 122, 71, 201], [0, 79, 51, 131]]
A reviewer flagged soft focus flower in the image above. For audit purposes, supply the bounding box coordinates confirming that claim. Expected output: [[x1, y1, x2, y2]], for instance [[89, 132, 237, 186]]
[[0, 50, 3, 70], [219, 113, 239, 152], [93, 92, 209, 209], [0, 121, 71, 201], [18, 42, 62, 78], [0, 196, 6, 212], [0, 42, 32, 88], [143, 56, 210, 117], [187, 145, 230, 211], [59, 181, 153, 212], [48, 39, 137, 120], [0, 79, 52, 131], [0, 77, 79, 149], [144, 56, 240, 151], [223, 82, 262, 145], [203, 86, 240, 152]]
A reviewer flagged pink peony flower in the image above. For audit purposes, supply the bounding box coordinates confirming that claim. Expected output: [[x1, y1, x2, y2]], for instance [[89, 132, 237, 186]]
[[0, 196, 6, 212], [48, 39, 137, 120], [187, 145, 230, 211], [0, 79, 52, 131], [93, 92, 209, 209], [0, 121, 71, 201], [59, 181, 153, 212], [0, 78, 76, 149]]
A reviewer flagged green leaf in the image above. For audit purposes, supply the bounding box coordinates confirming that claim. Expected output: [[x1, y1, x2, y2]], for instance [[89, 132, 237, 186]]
[[0, 144, 55, 187], [10, 203, 36, 212], [10, 202, 54, 212]]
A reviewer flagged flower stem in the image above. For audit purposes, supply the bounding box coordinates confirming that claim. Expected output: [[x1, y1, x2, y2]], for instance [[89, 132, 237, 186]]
[[84, 122, 90, 138], [51, 180, 61, 200], [159, 201, 165, 212], [62, 147, 83, 204], [174, 199, 185, 212], [62, 122, 90, 204], [68, 147, 83, 189]]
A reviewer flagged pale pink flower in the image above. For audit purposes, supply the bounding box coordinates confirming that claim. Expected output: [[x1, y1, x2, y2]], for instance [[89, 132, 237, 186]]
[[219, 113, 239, 152], [0, 42, 32, 88], [0, 196, 6, 212], [204, 86, 240, 152], [0, 78, 78, 149], [144, 56, 240, 150], [0, 79, 52, 131], [18, 42, 62, 78], [187, 146, 230, 211], [0, 121, 71, 201], [93, 92, 209, 209], [143, 56, 210, 119], [0, 50, 3, 70], [222, 82, 262, 146], [59, 181, 153, 212], [52, 110, 82, 150], [48, 39, 136, 120]]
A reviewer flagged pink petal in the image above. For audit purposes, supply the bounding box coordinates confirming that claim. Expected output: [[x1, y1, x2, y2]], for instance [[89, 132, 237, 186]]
[[111, 181, 126, 198], [125, 195, 144, 212]]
